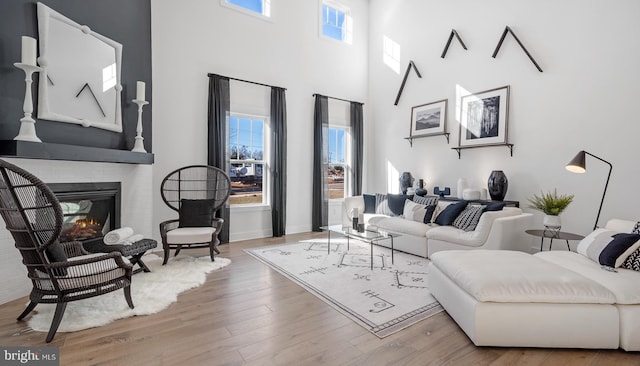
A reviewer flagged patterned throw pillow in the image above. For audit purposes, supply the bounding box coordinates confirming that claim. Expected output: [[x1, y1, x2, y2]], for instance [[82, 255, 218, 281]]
[[452, 205, 486, 231], [423, 204, 438, 224], [623, 248, 640, 271], [577, 229, 640, 268], [633, 221, 640, 234], [375, 193, 393, 216], [413, 195, 438, 206]]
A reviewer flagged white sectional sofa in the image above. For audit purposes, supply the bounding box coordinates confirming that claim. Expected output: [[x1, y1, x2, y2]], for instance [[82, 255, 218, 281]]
[[428, 218, 640, 351], [342, 195, 533, 258]]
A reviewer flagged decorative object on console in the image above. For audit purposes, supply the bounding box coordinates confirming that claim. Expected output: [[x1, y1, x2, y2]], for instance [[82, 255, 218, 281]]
[[433, 186, 450, 197], [131, 81, 149, 153], [13, 36, 43, 143], [457, 177, 468, 199], [399, 172, 414, 194], [414, 180, 428, 196], [453, 85, 512, 158], [406, 99, 449, 146], [565, 150, 612, 230], [487, 170, 508, 201], [492, 26, 543, 72], [527, 189, 574, 230], [462, 188, 481, 201]]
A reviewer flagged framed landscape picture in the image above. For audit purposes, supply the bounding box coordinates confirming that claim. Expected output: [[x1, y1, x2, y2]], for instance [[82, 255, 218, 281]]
[[410, 99, 447, 138], [459, 85, 510, 147]]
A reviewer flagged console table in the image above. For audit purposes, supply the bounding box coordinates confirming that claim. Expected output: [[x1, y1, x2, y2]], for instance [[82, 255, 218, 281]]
[[439, 197, 520, 208]]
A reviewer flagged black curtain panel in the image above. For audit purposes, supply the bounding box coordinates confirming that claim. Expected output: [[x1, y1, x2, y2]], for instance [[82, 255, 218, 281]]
[[312, 95, 329, 231], [270, 87, 287, 237], [350, 101, 364, 196], [207, 74, 230, 244]]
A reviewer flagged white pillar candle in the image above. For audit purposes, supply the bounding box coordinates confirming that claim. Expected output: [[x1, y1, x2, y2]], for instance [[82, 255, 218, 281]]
[[136, 81, 145, 101], [21, 36, 37, 66]]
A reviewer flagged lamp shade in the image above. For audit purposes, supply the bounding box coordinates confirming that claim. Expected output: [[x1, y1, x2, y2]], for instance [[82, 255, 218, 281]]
[[566, 150, 586, 173]]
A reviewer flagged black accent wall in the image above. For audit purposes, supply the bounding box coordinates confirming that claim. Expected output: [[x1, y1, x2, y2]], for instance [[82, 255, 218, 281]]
[[0, 0, 152, 153]]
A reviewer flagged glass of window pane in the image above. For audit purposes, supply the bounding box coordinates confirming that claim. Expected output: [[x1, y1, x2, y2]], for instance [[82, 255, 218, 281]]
[[327, 165, 344, 199]]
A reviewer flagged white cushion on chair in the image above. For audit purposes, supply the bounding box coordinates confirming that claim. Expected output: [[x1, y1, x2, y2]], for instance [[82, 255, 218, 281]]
[[166, 227, 216, 244]]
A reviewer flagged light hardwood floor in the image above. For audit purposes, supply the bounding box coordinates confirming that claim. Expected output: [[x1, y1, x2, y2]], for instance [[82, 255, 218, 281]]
[[1, 232, 638, 365]]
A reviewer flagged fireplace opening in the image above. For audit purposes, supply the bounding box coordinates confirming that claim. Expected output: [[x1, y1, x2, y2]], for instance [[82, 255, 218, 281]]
[[47, 182, 121, 245]]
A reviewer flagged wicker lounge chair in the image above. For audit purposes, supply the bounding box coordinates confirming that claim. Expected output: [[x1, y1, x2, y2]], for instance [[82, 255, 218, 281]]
[[159, 165, 231, 264], [0, 159, 134, 342]]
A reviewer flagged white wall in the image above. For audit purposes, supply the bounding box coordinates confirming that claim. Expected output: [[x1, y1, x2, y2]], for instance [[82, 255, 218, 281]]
[[367, 0, 640, 240], [151, 0, 369, 241], [0, 159, 153, 304]]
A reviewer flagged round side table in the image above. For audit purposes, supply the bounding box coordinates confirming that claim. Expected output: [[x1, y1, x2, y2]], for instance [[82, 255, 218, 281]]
[[525, 229, 585, 251]]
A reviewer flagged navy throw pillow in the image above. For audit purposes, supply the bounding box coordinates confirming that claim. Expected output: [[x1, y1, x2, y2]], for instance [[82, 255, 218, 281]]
[[599, 233, 640, 267], [179, 199, 216, 228], [435, 201, 468, 226], [363, 194, 376, 214], [482, 202, 506, 211], [423, 204, 438, 224], [45, 240, 68, 276], [387, 194, 412, 216]]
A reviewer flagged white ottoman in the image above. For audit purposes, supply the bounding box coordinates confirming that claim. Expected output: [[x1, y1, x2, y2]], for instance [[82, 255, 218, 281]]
[[428, 250, 620, 349]]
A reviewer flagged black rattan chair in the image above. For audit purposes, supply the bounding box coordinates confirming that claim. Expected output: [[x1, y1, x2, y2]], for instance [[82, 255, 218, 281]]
[[0, 159, 134, 343], [159, 165, 231, 264]]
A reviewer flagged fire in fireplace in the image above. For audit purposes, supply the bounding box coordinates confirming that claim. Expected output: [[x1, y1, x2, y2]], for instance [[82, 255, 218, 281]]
[[47, 182, 121, 244]]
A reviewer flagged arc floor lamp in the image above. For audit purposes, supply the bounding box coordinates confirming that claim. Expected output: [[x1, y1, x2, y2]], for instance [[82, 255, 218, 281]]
[[565, 150, 612, 230]]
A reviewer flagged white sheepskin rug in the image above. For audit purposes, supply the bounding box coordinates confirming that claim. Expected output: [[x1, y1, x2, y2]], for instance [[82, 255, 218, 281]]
[[27, 254, 231, 333]]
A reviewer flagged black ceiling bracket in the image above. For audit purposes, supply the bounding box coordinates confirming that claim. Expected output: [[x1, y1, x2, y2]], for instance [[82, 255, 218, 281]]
[[441, 29, 468, 58], [492, 26, 543, 72], [394, 60, 422, 106]]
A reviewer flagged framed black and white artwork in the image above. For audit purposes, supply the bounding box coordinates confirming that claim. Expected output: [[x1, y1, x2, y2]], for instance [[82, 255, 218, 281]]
[[410, 99, 447, 138], [459, 85, 510, 147]]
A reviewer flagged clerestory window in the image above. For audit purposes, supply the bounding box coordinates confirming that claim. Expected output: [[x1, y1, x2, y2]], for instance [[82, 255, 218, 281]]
[[222, 0, 271, 18], [321, 0, 352, 44]]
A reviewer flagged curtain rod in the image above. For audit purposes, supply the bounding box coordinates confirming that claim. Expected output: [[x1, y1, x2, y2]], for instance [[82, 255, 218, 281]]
[[313, 93, 364, 106], [207, 73, 286, 90]]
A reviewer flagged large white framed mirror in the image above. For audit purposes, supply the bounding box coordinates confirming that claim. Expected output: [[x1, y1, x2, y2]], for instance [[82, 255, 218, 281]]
[[37, 2, 123, 132]]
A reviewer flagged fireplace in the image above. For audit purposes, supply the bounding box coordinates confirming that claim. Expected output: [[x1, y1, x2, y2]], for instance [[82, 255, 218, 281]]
[[47, 182, 121, 245]]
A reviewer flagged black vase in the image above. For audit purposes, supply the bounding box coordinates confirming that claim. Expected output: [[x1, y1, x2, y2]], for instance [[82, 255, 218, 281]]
[[487, 170, 508, 201]]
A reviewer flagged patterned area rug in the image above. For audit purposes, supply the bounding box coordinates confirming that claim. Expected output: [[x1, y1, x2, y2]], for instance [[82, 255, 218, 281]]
[[245, 238, 442, 338]]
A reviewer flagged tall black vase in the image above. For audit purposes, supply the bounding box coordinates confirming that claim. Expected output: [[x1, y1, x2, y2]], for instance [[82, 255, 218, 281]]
[[487, 170, 508, 201]]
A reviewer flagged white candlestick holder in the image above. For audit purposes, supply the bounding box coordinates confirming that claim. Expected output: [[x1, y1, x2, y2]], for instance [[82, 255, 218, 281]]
[[131, 99, 149, 152], [13, 62, 43, 142]]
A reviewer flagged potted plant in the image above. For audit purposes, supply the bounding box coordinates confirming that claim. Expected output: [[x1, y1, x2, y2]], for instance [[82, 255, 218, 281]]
[[527, 189, 574, 229]]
